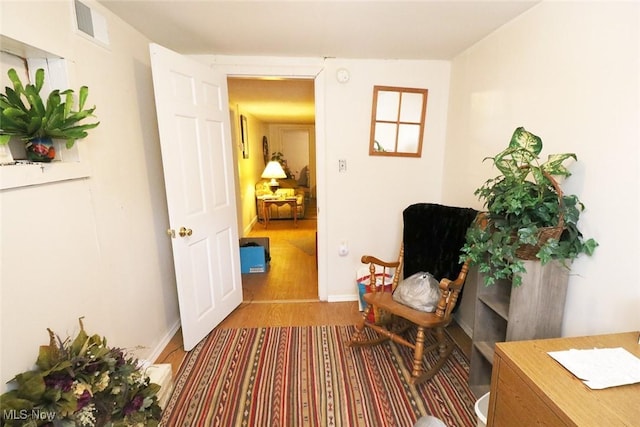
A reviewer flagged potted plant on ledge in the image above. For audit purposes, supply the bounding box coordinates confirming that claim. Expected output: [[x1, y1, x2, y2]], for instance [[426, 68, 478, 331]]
[[0, 68, 99, 163], [461, 127, 598, 286]]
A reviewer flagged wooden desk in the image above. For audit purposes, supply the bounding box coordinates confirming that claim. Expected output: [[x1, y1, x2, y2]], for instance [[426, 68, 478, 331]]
[[488, 332, 640, 426], [261, 197, 297, 228]]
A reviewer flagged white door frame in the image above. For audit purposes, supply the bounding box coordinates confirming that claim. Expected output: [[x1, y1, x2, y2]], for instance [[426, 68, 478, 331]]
[[198, 56, 328, 301]]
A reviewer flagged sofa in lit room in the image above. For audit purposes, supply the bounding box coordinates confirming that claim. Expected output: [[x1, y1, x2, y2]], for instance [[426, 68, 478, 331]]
[[255, 178, 306, 220]]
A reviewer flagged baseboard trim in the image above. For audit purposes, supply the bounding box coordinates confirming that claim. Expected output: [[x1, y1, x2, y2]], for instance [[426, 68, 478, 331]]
[[327, 294, 358, 303], [453, 313, 474, 338], [244, 216, 259, 236], [147, 319, 181, 364]]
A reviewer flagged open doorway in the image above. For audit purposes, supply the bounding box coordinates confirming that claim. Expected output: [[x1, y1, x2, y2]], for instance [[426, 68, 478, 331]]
[[228, 77, 318, 302]]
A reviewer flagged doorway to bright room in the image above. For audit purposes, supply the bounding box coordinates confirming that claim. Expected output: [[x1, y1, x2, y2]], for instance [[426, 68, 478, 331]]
[[228, 77, 318, 303]]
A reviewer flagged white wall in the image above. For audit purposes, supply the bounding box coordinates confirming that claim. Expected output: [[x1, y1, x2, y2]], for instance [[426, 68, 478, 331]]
[[321, 59, 452, 300], [0, 0, 179, 391], [233, 108, 269, 235], [445, 1, 640, 336]]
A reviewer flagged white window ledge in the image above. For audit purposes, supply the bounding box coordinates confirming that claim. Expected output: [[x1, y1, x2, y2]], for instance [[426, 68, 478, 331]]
[[0, 161, 90, 190], [1, 36, 93, 190]]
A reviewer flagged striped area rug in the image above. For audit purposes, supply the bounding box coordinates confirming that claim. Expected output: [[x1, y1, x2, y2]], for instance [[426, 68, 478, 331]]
[[161, 325, 476, 426]]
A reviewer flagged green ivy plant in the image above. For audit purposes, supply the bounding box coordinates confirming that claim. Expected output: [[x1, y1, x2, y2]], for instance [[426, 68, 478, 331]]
[[0, 68, 99, 148], [460, 127, 598, 286]]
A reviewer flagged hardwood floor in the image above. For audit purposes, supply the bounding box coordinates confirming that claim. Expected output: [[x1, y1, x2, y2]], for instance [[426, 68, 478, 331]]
[[155, 206, 471, 377], [156, 303, 471, 378], [242, 213, 319, 301]]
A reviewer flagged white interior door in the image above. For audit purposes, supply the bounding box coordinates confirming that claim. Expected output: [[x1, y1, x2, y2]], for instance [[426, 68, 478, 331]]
[[149, 43, 242, 351]]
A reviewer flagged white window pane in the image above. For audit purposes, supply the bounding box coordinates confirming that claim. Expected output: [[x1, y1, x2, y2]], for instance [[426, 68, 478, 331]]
[[375, 91, 399, 121], [374, 123, 397, 152], [397, 124, 420, 153], [399, 92, 424, 123]]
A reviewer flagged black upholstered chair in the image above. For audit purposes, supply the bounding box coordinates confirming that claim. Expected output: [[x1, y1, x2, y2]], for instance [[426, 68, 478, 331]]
[[350, 203, 478, 384]]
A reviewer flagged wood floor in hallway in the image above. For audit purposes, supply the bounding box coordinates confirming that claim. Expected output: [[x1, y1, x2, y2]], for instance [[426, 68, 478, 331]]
[[242, 214, 319, 301]]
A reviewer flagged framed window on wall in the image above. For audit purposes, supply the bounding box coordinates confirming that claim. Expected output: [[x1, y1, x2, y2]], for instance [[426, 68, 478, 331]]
[[369, 86, 428, 158]]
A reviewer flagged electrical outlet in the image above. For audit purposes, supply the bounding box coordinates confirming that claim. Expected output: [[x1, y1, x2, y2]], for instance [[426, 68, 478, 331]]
[[338, 240, 349, 256], [338, 159, 347, 172]]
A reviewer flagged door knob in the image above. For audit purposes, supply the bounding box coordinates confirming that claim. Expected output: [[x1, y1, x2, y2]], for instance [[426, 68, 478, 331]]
[[179, 226, 193, 237]]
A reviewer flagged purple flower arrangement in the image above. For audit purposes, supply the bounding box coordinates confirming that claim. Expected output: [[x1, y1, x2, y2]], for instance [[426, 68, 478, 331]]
[[0, 319, 162, 426]]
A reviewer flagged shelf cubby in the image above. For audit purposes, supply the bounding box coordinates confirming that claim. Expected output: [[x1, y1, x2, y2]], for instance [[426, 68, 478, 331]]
[[468, 260, 570, 397]]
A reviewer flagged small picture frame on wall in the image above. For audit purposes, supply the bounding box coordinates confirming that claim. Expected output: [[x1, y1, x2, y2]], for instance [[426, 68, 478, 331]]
[[240, 114, 249, 159], [262, 135, 269, 166]]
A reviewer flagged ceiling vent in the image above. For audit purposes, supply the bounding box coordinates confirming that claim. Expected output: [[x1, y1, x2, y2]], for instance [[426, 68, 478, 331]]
[[74, 0, 110, 46]]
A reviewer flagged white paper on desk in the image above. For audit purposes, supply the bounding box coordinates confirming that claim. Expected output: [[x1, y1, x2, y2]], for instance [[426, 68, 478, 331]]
[[547, 347, 640, 389]]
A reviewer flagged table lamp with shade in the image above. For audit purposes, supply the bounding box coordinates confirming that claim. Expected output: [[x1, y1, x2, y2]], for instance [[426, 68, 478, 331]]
[[261, 160, 287, 195]]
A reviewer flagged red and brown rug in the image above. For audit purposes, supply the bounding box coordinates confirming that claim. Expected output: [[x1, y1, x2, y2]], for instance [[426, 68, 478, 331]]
[[161, 325, 476, 426]]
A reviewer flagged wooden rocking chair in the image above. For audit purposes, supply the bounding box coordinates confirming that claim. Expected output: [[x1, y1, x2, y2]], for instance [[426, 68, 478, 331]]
[[350, 203, 478, 385]]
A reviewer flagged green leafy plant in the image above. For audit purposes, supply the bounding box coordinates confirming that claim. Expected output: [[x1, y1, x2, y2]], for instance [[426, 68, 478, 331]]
[[460, 127, 598, 286], [0, 319, 161, 427], [270, 151, 292, 177], [0, 68, 99, 148]]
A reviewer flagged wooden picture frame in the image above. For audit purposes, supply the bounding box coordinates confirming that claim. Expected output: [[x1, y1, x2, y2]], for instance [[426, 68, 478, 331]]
[[369, 86, 428, 158], [240, 114, 249, 159], [262, 135, 269, 165]]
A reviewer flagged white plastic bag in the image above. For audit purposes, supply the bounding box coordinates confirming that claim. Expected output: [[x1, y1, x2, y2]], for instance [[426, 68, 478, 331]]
[[392, 271, 441, 312]]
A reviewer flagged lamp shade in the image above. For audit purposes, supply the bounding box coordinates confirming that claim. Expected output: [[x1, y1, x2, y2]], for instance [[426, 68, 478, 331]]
[[261, 161, 287, 179]]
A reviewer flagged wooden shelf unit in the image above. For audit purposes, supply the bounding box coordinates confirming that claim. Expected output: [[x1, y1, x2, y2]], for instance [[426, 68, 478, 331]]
[[469, 260, 570, 397]]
